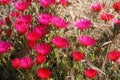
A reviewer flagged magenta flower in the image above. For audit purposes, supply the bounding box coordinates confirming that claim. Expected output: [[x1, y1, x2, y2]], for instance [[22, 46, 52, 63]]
[[0, 41, 11, 54], [35, 43, 51, 55], [33, 25, 48, 38], [112, 18, 120, 24], [90, 3, 102, 12], [51, 16, 68, 28], [20, 57, 33, 69], [26, 31, 40, 41], [38, 14, 53, 25], [52, 36, 69, 48], [74, 19, 92, 30], [39, 0, 56, 7], [37, 68, 51, 79], [12, 58, 20, 69], [17, 15, 32, 24], [14, 21, 30, 34], [36, 54, 46, 64], [15, 1, 30, 11], [78, 35, 96, 46]]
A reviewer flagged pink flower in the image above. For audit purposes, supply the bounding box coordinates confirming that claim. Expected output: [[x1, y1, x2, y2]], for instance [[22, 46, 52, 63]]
[[14, 21, 30, 34], [0, 0, 12, 4], [39, 0, 56, 7], [35, 43, 51, 55], [84, 68, 98, 78], [33, 25, 48, 38], [17, 15, 32, 24], [36, 54, 46, 64], [72, 51, 84, 61], [78, 35, 96, 46], [107, 50, 120, 61], [38, 14, 53, 25], [0, 19, 4, 27], [20, 57, 33, 69], [0, 41, 11, 54], [52, 36, 69, 48], [74, 19, 92, 30], [37, 68, 51, 79], [26, 31, 40, 41], [11, 58, 20, 69], [90, 3, 102, 12], [100, 13, 114, 21], [51, 16, 68, 28], [112, 18, 120, 24], [15, 1, 30, 11]]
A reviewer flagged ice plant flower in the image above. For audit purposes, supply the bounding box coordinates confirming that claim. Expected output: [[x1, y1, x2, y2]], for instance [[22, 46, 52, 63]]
[[15, 1, 30, 11], [84, 68, 98, 78], [72, 51, 84, 61], [0, 0, 12, 4], [99, 13, 114, 21], [39, 0, 56, 7], [33, 25, 48, 38], [38, 14, 53, 25], [112, 18, 120, 24], [0, 41, 11, 54], [51, 16, 68, 28], [74, 19, 92, 30], [26, 31, 40, 41], [20, 57, 33, 69], [14, 21, 30, 34], [78, 35, 96, 46], [113, 1, 120, 12], [90, 3, 102, 12], [36, 54, 46, 64], [37, 68, 51, 79], [11, 58, 20, 69], [107, 50, 120, 61], [35, 43, 51, 55], [17, 15, 32, 24], [52, 36, 69, 48]]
